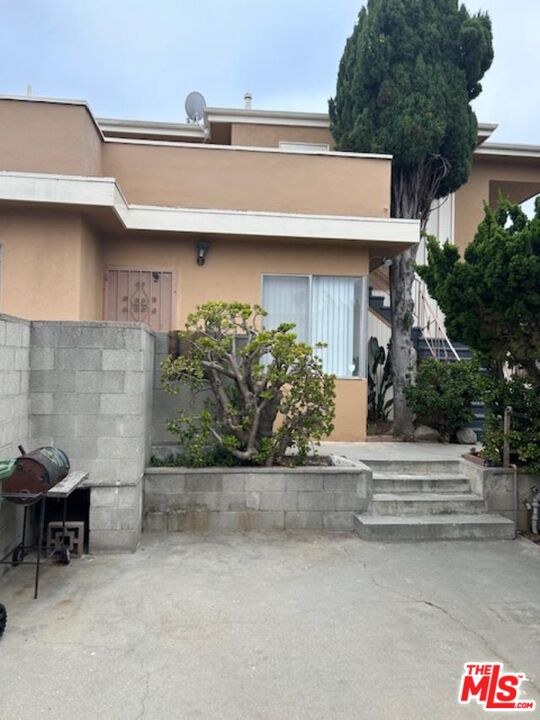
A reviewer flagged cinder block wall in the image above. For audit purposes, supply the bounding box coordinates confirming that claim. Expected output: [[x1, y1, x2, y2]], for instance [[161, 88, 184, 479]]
[[29, 321, 155, 551], [144, 466, 371, 533], [151, 333, 177, 449], [151, 332, 217, 457], [0, 315, 30, 574], [461, 460, 538, 532]]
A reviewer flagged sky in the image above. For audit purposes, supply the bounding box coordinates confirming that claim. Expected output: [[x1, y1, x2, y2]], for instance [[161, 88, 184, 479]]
[[0, 0, 539, 146]]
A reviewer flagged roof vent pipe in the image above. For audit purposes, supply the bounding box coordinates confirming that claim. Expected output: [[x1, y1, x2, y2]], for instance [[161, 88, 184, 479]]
[[244, 92, 252, 109]]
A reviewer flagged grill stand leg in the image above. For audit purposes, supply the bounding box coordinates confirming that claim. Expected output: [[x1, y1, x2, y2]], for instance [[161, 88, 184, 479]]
[[34, 497, 46, 600], [20, 506, 28, 562], [59, 498, 70, 564]]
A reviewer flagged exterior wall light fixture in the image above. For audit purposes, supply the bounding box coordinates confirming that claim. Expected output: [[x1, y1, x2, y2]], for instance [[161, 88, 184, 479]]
[[196, 239, 210, 266]]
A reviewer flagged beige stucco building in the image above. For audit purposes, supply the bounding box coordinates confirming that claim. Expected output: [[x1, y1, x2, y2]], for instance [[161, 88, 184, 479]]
[[0, 95, 539, 441]]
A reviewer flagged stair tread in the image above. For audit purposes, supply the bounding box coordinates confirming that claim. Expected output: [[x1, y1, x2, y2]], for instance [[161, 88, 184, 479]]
[[373, 492, 481, 502], [373, 473, 468, 481], [356, 513, 514, 526]]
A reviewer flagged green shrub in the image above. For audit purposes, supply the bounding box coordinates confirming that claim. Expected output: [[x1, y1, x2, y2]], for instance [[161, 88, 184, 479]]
[[405, 359, 482, 441], [482, 376, 540, 473], [161, 301, 336, 467]]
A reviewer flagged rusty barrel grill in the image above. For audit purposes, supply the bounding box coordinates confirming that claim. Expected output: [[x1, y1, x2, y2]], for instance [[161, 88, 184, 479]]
[[0, 447, 72, 610], [2, 447, 70, 505]]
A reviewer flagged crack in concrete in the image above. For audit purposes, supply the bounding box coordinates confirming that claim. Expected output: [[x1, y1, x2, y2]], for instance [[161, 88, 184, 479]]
[[134, 671, 150, 720], [360, 560, 540, 697]]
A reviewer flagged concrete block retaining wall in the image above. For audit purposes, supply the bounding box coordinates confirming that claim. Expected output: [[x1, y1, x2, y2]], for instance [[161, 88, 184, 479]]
[[460, 460, 538, 532], [29, 321, 155, 551], [152, 333, 176, 448], [143, 464, 372, 533], [0, 315, 30, 574], [151, 332, 209, 455]]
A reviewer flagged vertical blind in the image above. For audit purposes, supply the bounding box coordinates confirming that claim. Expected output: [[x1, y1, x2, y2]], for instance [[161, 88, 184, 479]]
[[262, 275, 310, 342], [262, 275, 367, 378]]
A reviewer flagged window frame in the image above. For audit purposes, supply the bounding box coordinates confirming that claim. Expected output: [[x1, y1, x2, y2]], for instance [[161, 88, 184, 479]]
[[260, 273, 368, 380]]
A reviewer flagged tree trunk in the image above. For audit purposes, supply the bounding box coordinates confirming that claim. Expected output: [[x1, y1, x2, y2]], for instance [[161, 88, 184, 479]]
[[389, 166, 434, 439], [390, 244, 418, 439]]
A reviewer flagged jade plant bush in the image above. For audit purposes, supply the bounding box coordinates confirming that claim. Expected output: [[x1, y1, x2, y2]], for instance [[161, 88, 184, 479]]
[[161, 302, 336, 467], [405, 358, 482, 441]]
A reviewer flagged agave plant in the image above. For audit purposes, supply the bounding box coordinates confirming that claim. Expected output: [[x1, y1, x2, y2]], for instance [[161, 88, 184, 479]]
[[368, 337, 393, 423]]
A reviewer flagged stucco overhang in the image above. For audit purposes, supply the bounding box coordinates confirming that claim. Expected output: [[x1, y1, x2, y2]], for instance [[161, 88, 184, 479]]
[[474, 142, 540, 161], [0, 171, 419, 253]]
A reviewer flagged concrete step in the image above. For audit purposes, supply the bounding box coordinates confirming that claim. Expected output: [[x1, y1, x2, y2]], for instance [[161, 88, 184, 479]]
[[354, 513, 515, 542], [373, 473, 470, 493], [366, 460, 462, 475], [371, 492, 485, 515]]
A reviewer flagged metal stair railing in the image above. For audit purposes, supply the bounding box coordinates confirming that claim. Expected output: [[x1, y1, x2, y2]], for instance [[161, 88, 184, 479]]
[[413, 275, 461, 362]]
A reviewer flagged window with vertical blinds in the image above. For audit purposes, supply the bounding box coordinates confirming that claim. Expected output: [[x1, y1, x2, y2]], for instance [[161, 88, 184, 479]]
[[261, 275, 368, 378]]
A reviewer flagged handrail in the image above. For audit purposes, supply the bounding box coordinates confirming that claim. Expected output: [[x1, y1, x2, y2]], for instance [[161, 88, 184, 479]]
[[413, 275, 461, 361]]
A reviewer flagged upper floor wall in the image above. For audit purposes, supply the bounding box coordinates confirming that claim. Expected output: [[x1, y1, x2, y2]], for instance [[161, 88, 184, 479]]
[[0, 97, 391, 220], [0, 99, 103, 177], [455, 150, 540, 254], [230, 123, 334, 149], [102, 141, 390, 217], [3, 96, 539, 248]]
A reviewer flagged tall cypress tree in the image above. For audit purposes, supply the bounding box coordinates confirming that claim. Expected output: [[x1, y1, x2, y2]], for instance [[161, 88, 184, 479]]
[[330, 0, 493, 437]]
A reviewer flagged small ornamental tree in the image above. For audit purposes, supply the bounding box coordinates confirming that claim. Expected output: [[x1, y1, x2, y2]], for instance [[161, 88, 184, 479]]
[[161, 302, 336, 467], [329, 0, 493, 437]]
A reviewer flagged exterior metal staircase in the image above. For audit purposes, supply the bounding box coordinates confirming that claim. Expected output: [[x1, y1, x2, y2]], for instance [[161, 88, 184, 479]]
[[369, 283, 486, 439]]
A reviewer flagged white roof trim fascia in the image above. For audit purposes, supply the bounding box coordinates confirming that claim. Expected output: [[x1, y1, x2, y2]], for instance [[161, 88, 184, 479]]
[[0, 171, 419, 245], [477, 123, 498, 142], [205, 108, 500, 136], [105, 136, 391, 160], [98, 117, 206, 140], [475, 142, 540, 159], [205, 107, 330, 128]]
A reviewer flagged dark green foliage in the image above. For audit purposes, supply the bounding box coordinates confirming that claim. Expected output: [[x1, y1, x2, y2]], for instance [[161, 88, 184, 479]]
[[405, 358, 482, 440], [418, 199, 540, 381], [150, 449, 248, 469], [329, 0, 493, 222], [149, 451, 333, 469], [367, 336, 393, 422], [161, 302, 336, 467], [482, 377, 540, 475], [418, 200, 540, 468]]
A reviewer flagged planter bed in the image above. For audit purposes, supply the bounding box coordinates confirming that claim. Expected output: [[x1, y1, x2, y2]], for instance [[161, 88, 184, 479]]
[[143, 458, 371, 533]]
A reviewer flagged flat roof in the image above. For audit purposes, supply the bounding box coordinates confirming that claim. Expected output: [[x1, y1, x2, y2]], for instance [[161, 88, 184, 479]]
[[0, 94, 519, 152]]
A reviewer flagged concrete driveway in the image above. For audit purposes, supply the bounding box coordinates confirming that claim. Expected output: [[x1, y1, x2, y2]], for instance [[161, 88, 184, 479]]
[[0, 533, 539, 719]]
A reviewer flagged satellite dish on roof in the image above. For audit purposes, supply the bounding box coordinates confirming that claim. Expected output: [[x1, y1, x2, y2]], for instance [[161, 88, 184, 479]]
[[185, 91, 206, 123]]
